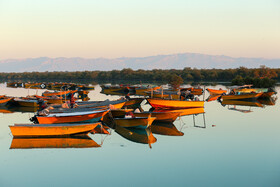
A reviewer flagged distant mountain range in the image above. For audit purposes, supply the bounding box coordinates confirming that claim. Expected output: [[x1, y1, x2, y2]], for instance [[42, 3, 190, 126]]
[[0, 53, 279, 72]]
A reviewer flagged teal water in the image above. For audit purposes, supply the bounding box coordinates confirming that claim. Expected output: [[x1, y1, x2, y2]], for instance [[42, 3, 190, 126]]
[[0, 83, 279, 187]]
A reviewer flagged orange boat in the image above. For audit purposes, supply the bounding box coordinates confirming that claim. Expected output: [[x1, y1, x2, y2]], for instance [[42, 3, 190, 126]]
[[153, 107, 205, 117], [110, 108, 134, 118], [180, 87, 203, 95], [115, 125, 157, 146], [114, 116, 156, 129], [13, 98, 38, 107], [206, 95, 221, 102], [135, 86, 161, 95], [146, 98, 204, 109], [206, 88, 227, 95], [133, 111, 181, 123], [124, 98, 144, 108], [10, 135, 100, 149], [0, 97, 13, 106], [42, 90, 73, 97], [9, 122, 100, 137], [221, 93, 263, 100], [36, 109, 109, 124]]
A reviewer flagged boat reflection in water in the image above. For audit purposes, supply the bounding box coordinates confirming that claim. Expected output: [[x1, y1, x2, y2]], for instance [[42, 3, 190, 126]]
[[115, 125, 157, 148], [0, 106, 38, 113], [151, 122, 184, 136], [10, 135, 100, 149]]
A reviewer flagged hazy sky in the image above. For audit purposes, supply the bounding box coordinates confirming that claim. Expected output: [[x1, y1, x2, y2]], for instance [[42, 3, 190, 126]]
[[0, 0, 279, 59]]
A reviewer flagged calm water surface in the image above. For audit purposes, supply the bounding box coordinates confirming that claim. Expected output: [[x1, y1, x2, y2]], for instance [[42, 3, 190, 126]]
[[0, 83, 279, 187]]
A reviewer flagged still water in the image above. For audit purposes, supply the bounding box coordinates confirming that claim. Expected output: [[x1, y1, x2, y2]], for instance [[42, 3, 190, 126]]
[[0, 83, 279, 187]]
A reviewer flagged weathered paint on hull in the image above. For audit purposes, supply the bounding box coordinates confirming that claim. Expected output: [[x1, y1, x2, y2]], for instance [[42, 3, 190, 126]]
[[9, 123, 100, 137]]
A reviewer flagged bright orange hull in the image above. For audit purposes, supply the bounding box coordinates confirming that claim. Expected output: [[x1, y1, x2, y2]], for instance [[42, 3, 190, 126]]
[[222, 93, 263, 100], [42, 90, 72, 97], [207, 88, 227, 95], [146, 98, 204, 109], [9, 123, 100, 137], [37, 110, 109, 124], [154, 107, 205, 117]]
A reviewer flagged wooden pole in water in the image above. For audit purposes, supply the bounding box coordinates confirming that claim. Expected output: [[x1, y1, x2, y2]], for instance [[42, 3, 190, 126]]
[[161, 86, 163, 98]]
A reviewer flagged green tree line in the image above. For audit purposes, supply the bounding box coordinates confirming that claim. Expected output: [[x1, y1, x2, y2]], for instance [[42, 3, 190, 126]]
[[0, 66, 279, 84]]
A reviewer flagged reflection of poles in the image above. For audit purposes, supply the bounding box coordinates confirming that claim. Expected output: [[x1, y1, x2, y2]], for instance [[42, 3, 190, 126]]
[[193, 113, 206, 128], [161, 86, 163, 98], [203, 86, 206, 101]]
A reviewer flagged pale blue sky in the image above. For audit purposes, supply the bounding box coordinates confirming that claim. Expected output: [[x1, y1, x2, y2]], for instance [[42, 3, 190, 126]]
[[0, 0, 279, 59]]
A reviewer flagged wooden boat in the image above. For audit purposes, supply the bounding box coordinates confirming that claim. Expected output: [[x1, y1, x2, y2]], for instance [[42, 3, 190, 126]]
[[133, 111, 181, 123], [115, 126, 157, 146], [153, 107, 205, 117], [75, 99, 126, 109], [206, 95, 220, 102], [113, 116, 156, 129], [110, 108, 134, 118], [36, 109, 109, 124], [257, 98, 276, 106], [101, 85, 130, 94], [0, 97, 13, 106], [9, 122, 100, 137], [151, 122, 184, 136], [221, 100, 264, 107], [135, 86, 161, 95], [221, 92, 263, 100], [146, 98, 204, 109], [13, 98, 38, 107], [42, 90, 73, 97], [10, 135, 100, 149], [180, 87, 203, 95], [206, 88, 227, 95], [124, 98, 144, 108]]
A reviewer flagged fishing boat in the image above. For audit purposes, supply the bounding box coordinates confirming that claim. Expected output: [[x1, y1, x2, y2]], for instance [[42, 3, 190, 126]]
[[206, 95, 221, 102], [146, 98, 204, 109], [113, 116, 156, 129], [110, 108, 134, 118], [9, 122, 100, 137], [124, 98, 144, 108], [115, 126, 157, 146], [42, 90, 73, 97], [180, 87, 203, 95], [151, 122, 184, 136], [206, 88, 227, 95], [75, 99, 126, 109], [35, 109, 109, 124], [133, 111, 181, 123], [221, 92, 263, 100], [135, 86, 161, 95], [10, 135, 100, 149], [12, 98, 38, 107], [0, 97, 13, 106], [221, 100, 264, 107], [153, 107, 205, 117]]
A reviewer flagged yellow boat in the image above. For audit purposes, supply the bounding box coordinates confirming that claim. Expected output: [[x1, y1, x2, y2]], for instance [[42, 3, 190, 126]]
[[115, 125, 157, 146], [221, 92, 263, 100], [146, 98, 204, 109], [10, 135, 100, 149], [9, 122, 100, 137], [151, 122, 184, 136], [114, 116, 156, 129]]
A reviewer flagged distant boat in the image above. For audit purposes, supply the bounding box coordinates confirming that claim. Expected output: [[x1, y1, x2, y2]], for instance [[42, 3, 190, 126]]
[[0, 97, 13, 106], [206, 88, 227, 95], [146, 98, 204, 109], [42, 90, 74, 97], [10, 135, 100, 149], [9, 122, 100, 137], [221, 93, 263, 100]]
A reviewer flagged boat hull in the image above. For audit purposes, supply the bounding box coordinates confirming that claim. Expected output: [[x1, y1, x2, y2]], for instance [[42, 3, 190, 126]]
[[206, 88, 227, 95], [146, 98, 204, 109], [37, 110, 109, 124], [9, 123, 100, 137], [114, 117, 156, 129], [222, 93, 263, 100]]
